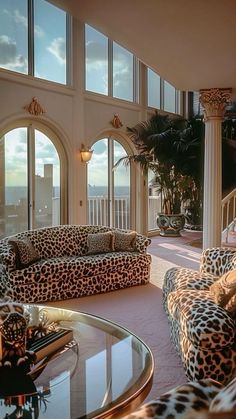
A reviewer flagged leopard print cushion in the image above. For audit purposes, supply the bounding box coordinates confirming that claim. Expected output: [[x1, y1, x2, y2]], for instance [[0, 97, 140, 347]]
[[210, 377, 236, 413], [123, 379, 223, 419], [114, 230, 137, 251], [8, 238, 40, 269], [87, 231, 115, 254], [210, 269, 236, 313]]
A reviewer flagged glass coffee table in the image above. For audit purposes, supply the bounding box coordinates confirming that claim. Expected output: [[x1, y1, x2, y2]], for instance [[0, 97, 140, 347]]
[[0, 305, 154, 418]]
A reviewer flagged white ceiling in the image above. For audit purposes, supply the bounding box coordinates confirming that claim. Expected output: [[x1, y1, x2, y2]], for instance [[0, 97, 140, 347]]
[[53, 0, 236, 92]]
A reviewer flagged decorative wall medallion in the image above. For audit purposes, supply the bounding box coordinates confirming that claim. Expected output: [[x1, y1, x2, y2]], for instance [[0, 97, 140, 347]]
[[24, 97, 46, 116], [111, 113, 123, 128], [199, 88, 232, 120]]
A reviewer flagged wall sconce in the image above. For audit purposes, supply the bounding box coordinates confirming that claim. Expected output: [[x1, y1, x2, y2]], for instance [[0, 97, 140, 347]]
[[80, 144, 93, 163]]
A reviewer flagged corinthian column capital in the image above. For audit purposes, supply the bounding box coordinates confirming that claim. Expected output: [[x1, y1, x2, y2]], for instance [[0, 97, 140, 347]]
[[199, 88, 232, 120]]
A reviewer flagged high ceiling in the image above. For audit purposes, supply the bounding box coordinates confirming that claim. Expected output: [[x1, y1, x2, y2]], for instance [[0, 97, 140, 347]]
[[53, 0, 236, 92]]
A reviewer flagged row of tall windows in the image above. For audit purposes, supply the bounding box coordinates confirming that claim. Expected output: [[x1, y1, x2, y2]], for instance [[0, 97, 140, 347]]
[[0, 0, 180, 112], [85, 24, 179, 113]]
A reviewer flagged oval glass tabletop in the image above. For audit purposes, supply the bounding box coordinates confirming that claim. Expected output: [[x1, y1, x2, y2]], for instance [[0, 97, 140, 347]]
[[0, 305, 154, 419]]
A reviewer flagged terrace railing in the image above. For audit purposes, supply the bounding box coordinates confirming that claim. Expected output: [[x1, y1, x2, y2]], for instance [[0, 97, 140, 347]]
[[88, 197, 130, 230]]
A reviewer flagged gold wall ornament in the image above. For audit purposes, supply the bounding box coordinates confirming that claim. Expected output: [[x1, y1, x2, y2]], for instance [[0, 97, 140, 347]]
[[111, 113, 123, 128], [199, 88, 232, 120], [24, 97, 46, 116]]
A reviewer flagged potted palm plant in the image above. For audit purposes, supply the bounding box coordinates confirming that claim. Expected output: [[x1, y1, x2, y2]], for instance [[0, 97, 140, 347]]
[[115, 112, 204, 236]]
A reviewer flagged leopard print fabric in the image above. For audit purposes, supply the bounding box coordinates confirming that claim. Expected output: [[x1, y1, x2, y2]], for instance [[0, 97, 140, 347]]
[[123, 379, 223, 419], [167, 289, 236, 383], [210, 376, 236, 413], [0, 225, 151, 303], [163, 261, 236, 384], [163, 267, 217, 312], [200, 247, 236, 277]]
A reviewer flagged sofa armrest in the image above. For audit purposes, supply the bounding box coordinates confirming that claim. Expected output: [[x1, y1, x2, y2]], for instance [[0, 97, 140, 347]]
[[0, 242, 17, 273], [200, 247, 236, 277], [167, 289, 235, 349], [135, 234, 151, 253]]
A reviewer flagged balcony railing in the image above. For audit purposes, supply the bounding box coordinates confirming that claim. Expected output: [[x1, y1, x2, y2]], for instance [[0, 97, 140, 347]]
[[88, 197, 130, 229]]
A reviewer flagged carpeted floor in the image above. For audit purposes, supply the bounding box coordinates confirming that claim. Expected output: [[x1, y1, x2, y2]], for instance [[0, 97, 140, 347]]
[[47, 232, 203, 402]]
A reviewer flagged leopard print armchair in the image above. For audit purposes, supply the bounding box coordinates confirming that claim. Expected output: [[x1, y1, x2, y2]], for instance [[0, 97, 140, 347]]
[[123, 377, 236, 419], [163, 247, 236, 385], [0, 225, 151, 303]]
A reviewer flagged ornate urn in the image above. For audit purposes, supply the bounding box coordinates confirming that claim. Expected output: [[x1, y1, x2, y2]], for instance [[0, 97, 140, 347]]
[[156, 213, 185, 237]]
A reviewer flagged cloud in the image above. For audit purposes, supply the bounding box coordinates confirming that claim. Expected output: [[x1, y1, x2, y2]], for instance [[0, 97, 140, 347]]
[[0, 35, 27, 71], [47, 37, 66, 65], [86, 40, 108, 62], [15, 144, 27, 154], [113, 66, 132, 87], [3, 8, 44, 37]]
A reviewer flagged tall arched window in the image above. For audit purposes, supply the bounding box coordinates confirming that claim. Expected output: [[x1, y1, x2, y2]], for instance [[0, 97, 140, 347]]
[[0, 123, 67, 238], [88, 137, 131, 229]]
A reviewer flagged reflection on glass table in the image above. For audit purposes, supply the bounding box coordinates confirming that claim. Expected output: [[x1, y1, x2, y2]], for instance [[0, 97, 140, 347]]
[[0, 306, 154, 419]]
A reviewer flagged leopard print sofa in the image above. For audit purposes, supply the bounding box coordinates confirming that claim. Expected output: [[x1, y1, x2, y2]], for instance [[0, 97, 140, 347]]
[[123, 377, 236, 419], [163, 247, 236, 385], [0, 225, 151, 303]]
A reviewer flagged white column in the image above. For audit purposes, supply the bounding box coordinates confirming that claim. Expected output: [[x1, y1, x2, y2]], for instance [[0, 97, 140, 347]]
[[200, 88, 232, 250]]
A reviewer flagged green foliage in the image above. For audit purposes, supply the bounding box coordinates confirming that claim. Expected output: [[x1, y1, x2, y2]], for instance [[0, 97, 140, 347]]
[[125, 112, 204, 217]]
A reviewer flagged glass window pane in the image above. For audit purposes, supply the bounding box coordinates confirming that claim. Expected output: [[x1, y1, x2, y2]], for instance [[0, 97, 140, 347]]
[[0, 0, 28, 74], [35, 130, 60, 228], [88, 139, 109, 226], [0, 128, 28, 238], [148, 169, 161, 231], [147, 68, 160, 109], [113, 141, 130, 229], [164, 80, 176, 113], [113, 42, 133, 101], [34, 0, 67, 84], [85, 25, 108, 95]]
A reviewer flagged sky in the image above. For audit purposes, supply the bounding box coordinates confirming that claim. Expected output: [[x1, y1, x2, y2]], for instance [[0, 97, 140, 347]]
[[85, 25, 133, 101], [88, 139, 130, 188], [0, 0, 66, 83], [3, 128, 59, 187]]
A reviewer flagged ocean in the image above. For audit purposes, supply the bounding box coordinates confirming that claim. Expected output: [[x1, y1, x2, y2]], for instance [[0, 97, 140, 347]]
[[4, 186, 130, 205]]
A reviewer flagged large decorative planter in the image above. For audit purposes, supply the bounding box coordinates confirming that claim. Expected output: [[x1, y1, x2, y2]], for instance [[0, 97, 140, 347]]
[[157, 213, 185, 237]]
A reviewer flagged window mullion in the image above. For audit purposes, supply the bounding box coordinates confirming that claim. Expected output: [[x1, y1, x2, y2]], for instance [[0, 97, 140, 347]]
[[160, 78, 164, 110], [134, 58, 139, 104], [108, 40, 113, 97], [66, 14, 72, 85], [28, 0, 34, 76], [28, 125, 35, 230], [108, 138, 114, 227]]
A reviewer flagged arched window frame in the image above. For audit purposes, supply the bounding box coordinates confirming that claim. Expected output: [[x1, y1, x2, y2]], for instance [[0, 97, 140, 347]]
[[87, 130, 136, 229], [0, 118, 68, 235]]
